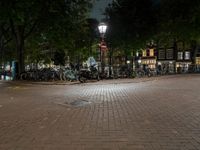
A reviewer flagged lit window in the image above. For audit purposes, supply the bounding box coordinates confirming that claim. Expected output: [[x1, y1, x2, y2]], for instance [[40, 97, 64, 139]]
[[185, 52, 190, 60], [142, 50, 146, 57], [150, 49, 154, 56], [178, 52, 183, 60], [196, 57, 200, 64]]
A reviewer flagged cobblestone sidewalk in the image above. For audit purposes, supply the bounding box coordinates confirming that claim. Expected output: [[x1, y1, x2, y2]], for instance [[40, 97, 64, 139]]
[[0, 74, 200, 150]]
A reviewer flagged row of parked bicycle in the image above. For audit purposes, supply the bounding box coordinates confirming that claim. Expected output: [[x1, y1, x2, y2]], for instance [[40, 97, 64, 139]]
[[18, 54, 200, 82], [19, 65, 100, 83], [18, 65, 174, 83]]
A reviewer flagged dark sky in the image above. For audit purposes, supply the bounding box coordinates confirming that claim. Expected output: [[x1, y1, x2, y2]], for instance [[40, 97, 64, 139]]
[[90, 0, 112, 21], [90, 0, 160, 20]]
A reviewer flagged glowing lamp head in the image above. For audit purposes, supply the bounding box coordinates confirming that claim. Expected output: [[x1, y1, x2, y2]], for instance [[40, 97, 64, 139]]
[[136, 52, 139, 57], [98, 23, 107, 35]]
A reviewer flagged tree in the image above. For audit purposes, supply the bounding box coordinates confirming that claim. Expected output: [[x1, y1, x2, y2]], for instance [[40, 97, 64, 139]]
[[0, 20, 12, 63], [86, 18, 99, 56], [0, 0, 92, 74], [54, 50, 65, 66], [105, 0, 157, 52], [65, 18, 100, 64], [156, 0, 200, 44]]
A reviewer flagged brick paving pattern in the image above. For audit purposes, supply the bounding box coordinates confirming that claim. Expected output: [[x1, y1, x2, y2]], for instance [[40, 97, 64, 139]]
[[0, 74, 200, 150]]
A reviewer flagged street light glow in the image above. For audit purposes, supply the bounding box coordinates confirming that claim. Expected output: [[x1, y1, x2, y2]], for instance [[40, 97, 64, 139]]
[[98, 23, 107, 35], [136, 52, 139, 57]]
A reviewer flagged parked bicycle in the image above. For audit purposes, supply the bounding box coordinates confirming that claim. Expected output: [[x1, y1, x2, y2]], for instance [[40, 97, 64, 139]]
[[19, 68, 60, 81], [78, 65, 99, 83]]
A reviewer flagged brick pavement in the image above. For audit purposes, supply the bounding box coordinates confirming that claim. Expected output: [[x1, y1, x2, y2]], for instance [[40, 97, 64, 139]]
[[0, 74, 200, 150]]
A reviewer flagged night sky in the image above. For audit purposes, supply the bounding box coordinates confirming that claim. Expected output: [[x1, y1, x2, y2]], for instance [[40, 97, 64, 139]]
[[90, 0, 160, 21], [90, 0, 112, 21]]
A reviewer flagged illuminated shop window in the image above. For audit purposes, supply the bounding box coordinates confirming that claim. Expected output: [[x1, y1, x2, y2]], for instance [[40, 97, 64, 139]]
[[177, 52, 183, 60], [185, 52, 190, 60], [142, 50, 146, 57], [150, 49, 154, 56], [196, 57, 200, 64]]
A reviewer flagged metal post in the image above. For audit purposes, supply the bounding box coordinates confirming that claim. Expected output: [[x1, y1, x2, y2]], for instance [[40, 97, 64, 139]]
[[100, 38, 105, 76], [101, 46, 104, 76], [99, 42, 102, 73], [109, 47, 112, 78], [98, 22, 107, 78]]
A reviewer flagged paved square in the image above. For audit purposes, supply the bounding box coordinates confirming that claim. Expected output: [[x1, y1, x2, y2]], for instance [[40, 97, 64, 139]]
[[0, 75, 200, 150]]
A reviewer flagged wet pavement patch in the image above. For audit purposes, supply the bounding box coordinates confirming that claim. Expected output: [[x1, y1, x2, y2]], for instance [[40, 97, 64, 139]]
[[68, 99, 91, 107]]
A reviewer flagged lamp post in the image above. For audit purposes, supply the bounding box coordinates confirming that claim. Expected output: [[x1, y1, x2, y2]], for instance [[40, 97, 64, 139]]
[[135, 51, 140, 69], [98, 22, 107, 76]]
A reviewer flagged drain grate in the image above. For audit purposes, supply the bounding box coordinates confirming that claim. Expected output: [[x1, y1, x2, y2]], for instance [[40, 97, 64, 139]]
[[69, 99, 91, 107]]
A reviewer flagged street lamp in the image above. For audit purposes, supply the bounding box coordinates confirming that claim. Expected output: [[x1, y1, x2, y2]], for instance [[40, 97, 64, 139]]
[[138, 59, 142, 69], [136, 51, 139, 57], [98, 22, 108, 76], [98, 23, 107, 38]]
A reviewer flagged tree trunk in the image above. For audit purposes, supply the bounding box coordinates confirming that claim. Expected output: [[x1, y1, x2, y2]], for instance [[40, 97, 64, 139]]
[[0, 38, 3, 64], [16, 26, 25, 75], [17, 39, 24, 74]]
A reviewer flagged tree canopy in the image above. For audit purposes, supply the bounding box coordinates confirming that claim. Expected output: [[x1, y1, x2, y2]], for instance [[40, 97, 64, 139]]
[[157, 0, 200, 43], [105, 0, 157, 51], [2, 0, 200, 74], [0, 0, 92, 73], [105, 0, 200, 51]]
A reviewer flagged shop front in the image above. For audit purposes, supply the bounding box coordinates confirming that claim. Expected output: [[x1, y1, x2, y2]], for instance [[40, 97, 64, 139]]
[[141, 57, 157, 69], [141, 46, 157, 70], [195, 57, 200, 72], [176, 61, 192, 73], [157, 60, 176, 74]]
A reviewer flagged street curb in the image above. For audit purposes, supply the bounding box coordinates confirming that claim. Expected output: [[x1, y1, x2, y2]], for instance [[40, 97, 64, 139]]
[[2, 74, 200, 86]]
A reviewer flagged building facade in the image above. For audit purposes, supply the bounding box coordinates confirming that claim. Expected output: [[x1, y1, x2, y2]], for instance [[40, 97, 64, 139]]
[[175, 41, 193, 73], [140, 40, 196, 74], [157, 47, 176, 74], [141, 46, 157, 69]]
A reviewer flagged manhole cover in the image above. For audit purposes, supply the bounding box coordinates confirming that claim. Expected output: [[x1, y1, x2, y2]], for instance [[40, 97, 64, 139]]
[[69, 99, 91, 107]]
